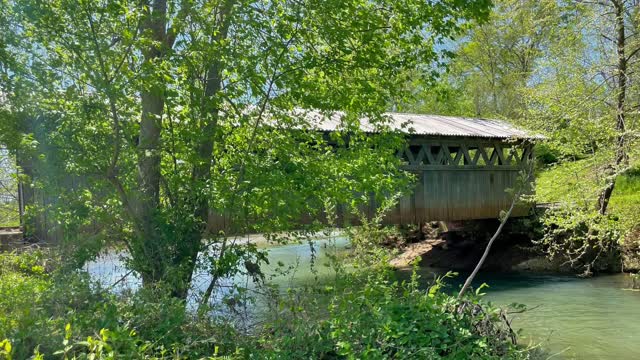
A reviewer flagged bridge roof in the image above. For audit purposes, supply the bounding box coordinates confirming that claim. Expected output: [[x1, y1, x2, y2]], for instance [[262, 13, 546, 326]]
[[300, 110, 542, 140]]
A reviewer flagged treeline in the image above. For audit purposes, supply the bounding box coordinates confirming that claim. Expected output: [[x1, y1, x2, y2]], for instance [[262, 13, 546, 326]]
[[401, 0, 640, 274]]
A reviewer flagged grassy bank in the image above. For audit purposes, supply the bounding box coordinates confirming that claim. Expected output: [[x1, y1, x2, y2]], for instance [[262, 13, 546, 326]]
[[536, 157, 640, 231], [534, 155, 640, 273]]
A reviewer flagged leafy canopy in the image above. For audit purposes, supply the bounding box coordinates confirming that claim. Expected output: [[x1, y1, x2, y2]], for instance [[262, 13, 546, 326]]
[[0, 0, 491, 295]]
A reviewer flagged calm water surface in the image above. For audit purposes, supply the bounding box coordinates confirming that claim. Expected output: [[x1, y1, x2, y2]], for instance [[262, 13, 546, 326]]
[[466, 272, 640, 360], [87, 239, 640, 360]]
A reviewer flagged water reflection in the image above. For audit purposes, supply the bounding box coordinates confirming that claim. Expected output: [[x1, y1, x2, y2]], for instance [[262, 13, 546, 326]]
[[85, 236, 349, 297]]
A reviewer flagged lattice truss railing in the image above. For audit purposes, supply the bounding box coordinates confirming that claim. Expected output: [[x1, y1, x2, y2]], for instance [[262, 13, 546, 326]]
[[398, 140, 533, 170]]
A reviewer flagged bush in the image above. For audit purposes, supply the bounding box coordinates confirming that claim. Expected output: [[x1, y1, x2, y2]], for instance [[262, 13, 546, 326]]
[[0, 248, 532, 359], [0, 250, 239, 359], [250, 266, 529, 359], [534, 144, 560, 165], [537, 207, 623, 275], [327, 271, 523, 359]]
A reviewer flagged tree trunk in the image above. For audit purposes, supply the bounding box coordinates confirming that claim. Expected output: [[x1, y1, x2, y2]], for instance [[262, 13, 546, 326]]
[[458, 194, 517, 298], [16, 149, 39, 239], [598, 0, 628, 215], [186, 1, 235, 303], [136, 0, 167, 286], [133, 0, 235, 299]]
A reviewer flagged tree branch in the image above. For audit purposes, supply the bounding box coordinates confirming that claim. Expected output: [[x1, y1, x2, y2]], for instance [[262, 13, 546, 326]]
[[458, 151, 534, 298]]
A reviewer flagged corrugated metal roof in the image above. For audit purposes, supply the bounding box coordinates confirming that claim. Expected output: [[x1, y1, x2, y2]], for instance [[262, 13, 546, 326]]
[[296, 110, 541, 139]]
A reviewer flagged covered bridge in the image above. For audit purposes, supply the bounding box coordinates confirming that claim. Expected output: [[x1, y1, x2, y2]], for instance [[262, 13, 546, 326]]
[[308, 112, 540, 224], [3, 112, 539, 244]]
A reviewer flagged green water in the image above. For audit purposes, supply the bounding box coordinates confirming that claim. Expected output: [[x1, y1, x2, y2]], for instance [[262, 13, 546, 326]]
[[256, 240, 640, 359], [88, 239, 640, 359], [462, 272, 640, 360], [263, 241, 640, 360]]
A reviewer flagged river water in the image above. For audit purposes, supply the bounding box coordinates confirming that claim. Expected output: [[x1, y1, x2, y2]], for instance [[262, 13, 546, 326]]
[[87, 238, 640, 360], [418, 270, 640, 360]]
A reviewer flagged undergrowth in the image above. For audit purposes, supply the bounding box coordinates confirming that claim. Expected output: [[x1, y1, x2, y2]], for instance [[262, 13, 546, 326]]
[[0, 240, 535, 359], [535, 156, 640, 274]]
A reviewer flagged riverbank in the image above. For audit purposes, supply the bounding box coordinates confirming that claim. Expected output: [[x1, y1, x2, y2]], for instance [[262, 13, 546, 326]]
[[390, 236, 570, 273], [388, 219, 564, 272]]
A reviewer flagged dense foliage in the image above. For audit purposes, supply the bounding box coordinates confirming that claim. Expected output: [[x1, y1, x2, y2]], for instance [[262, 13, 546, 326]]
[[403, 0, 640, 273], [0, 0, 493, 299], [0, 244, 533, 359], [0, 150, 18, 227]]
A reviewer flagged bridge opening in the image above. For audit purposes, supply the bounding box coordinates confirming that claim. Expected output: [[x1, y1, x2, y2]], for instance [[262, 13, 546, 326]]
[[0, 149, 20, 228]]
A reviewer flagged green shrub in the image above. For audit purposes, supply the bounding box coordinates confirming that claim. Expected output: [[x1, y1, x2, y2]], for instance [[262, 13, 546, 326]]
[[0, 250, 239, 359], [537, 207, 623, 274], [0, 249, 532, 359], [251, 267, 529, 359]]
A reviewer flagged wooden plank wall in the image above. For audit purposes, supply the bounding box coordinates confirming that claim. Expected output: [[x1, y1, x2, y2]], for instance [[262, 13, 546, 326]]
[[383, 169, 527, 224], [383, 137, 534, 223], [206, 137, 535, 232]]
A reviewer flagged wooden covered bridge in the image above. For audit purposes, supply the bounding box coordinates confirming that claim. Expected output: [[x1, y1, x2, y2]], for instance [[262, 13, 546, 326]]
[[306, 111, 540, 225], [2, 112, 539, 244]]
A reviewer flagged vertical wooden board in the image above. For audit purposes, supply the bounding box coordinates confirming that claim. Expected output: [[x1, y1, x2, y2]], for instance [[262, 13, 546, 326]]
[[412, 172, 424, 223], [444, 171, 452, 220], [461, 171, 471, 220], [399, 192, 412, 224], [424, 176, 430, 221], [452, 170, 464, 220], [461, 170, 470, 219], [411, 189, 417, 224], [483, 170, 494, 219], [503, 171, 513, 209], [467, 170, 476, 219], [423, 171, 431, 221], [416, 171, 426, 222], [498, 173, 505, 216], [458, 171, 466, 219], [446, 170, 456, 220], [423, 171, 433, 220], [440, 171, 448, 220], [505, 171, 513, 208], [430, 171, 440, 220], [473, 171, 481, 219], [438, 171, 449, 221]]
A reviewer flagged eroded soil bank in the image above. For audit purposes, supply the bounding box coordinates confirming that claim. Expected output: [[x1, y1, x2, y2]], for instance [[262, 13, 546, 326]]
[[389, 219, 638, 274]]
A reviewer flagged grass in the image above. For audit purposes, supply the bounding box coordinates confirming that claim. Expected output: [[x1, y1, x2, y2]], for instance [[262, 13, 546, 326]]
[[536, 156, 640, 231], [609, 168, 640, 230], [0, 202, 19, 228]]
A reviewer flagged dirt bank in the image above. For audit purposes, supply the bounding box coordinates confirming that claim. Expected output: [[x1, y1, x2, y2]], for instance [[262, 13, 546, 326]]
[[389, 220, 574, 273]]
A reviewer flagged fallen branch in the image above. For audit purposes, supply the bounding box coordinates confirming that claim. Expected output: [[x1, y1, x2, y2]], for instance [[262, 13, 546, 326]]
[[457, 195, 519, 298], [458, 153, 534, 298]]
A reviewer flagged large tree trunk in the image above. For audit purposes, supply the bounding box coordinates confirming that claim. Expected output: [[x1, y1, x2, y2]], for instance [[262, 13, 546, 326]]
[[598, 0, 628, 215], [16, 149, 38, 238], [136, 0, 167, 287], [132, 0, 235, 299]]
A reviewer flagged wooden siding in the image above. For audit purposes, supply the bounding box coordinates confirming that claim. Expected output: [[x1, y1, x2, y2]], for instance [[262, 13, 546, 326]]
[[384, 136, 533, 222]]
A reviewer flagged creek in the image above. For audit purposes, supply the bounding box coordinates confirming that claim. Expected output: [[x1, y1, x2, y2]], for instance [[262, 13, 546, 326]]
[[87, 237, 640, 360]]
